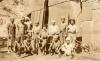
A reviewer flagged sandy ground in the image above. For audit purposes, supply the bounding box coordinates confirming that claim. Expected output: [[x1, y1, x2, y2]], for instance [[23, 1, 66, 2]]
[[0, 47, 100, 61]]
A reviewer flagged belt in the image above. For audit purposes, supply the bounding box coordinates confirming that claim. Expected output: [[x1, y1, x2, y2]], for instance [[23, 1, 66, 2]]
[[43, 37, 47, 39]]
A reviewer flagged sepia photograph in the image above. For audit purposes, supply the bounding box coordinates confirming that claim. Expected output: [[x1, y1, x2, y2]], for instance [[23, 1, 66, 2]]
[[0, 0, 100, 61]]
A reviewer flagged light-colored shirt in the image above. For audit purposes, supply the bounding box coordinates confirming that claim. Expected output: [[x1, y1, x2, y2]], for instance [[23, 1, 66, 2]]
[[60, 22, 67, 32], [32, 25, 41, 39], [48, 25, 60, 35], [67, 24, 77, 34], [33, 26, 41, 34]]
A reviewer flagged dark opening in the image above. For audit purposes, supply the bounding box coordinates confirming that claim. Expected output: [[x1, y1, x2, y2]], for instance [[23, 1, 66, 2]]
[[0, 0, 3, 2]]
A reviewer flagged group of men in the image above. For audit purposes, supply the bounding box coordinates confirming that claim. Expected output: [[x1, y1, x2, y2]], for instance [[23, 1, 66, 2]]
[[7, 16, 77, 58]]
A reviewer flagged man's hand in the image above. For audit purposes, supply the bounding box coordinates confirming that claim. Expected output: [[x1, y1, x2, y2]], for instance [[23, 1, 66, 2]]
[[72, 31, 76, 34]]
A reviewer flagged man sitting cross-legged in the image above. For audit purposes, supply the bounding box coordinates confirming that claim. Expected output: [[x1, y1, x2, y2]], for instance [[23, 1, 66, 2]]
[[59, 36, 74, 58]]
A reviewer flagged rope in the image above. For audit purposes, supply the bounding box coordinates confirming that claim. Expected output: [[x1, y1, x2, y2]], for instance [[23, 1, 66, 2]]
[[29, 0, 83, 23], [30, 0, 68, 13]]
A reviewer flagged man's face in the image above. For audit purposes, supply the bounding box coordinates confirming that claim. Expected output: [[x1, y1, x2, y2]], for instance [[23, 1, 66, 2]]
[[35, 23, 39, 26], [70, 20, 74, 25], [26, 19, 29, 22], [43, 27, 46, 30], [52, 22, 55, 26], [21, 20, 24, 24], [21, 17, 25, 24], [11, 19, 14, 23], [66, 40, 70, 45], [61, 18, 65, 23], [10, 17, 15, 24], [22, 17, 25, 20], [62, 20, 65, 23]]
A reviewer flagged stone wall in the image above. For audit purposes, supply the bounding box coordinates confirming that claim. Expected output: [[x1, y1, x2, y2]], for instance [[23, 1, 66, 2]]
[[92, 0, 100, 50], [82, 0, 100, 50]]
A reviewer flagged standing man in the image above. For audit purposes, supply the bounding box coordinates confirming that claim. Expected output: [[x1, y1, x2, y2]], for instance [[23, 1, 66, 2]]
[[7, 17, 16, 52], [16, 17, 27, 43], [66, 19, 77, 48], [60, 17, 67, 45], [15, 17, 28, 56], [31, 21, 41, 54]]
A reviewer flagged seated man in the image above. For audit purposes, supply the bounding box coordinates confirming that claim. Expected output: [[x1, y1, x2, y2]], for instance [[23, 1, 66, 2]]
[[48, 20, 60, 52], [59, 37, 74, 58], [51, 36, 60, 55], [7, 17, 16, 52], [23, 35, 32, 55]]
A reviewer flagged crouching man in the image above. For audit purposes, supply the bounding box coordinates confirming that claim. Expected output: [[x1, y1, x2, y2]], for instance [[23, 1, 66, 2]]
[[59, 37, 74, 58], [23, 35, 32, 55], [39, 26, 48, 55]]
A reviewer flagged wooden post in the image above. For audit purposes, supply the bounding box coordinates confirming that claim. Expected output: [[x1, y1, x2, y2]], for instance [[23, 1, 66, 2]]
[[42, 0, 49, 28]]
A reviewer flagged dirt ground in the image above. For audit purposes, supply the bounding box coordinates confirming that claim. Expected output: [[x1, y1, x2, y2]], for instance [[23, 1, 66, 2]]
[[0, 47, 100, 61]]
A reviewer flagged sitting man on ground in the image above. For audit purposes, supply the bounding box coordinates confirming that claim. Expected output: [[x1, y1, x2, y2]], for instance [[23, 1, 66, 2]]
[[23, 35, 32, 55], [59, 36, 74, 58], [39, 26, 48, 55]]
